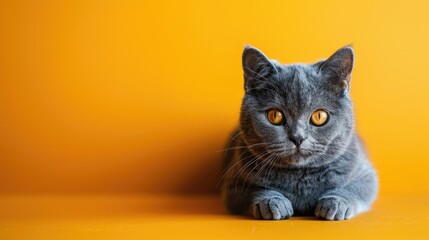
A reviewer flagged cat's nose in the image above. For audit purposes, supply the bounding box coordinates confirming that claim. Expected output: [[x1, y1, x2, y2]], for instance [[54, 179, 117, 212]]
[[289, 135, 306, 147]]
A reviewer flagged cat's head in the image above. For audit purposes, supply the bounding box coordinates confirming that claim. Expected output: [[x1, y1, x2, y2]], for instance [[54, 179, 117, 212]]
[[239, 46, 355, 167]]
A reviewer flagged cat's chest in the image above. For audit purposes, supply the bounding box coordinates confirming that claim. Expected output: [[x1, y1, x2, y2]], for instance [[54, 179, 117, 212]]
[[259, 167, 339, 197]]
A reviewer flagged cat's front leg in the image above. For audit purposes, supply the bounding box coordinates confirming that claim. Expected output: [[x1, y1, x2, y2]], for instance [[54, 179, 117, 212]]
[[251, 190, 293, 220], [315, 168, 377, 220]]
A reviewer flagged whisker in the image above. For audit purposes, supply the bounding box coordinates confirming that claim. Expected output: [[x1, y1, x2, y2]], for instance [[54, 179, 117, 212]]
[[220, 131, 244, 155], [214, 142, 269, 153], [232, 152, 270, 195], [243, 154, 276, 197], [263, 155, 280, 189], [216, 147, 253, 188], [240, 154, 273, 195]]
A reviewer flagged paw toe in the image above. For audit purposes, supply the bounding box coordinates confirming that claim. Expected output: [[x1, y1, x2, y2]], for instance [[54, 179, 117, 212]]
[[252, 197, 293, 220], [316, 196, 355, 221]]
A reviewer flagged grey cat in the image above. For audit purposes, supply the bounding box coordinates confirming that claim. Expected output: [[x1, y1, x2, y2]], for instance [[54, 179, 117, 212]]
[[220, 46, 378, 220]]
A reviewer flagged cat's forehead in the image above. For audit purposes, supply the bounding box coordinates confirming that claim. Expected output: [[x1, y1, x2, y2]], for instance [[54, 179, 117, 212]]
[[274, 64, 322, 110]]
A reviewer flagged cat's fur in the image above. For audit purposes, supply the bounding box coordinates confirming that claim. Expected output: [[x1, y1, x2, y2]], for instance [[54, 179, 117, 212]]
[[220, 46, 378, 220]]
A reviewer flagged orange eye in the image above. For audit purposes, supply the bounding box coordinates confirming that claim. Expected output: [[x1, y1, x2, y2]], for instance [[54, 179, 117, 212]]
[[267, 109, 284, 125], [310, 109, 329, 126]]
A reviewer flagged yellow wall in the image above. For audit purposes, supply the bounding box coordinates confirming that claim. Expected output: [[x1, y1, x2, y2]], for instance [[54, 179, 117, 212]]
[[0, 0, 428, 195]]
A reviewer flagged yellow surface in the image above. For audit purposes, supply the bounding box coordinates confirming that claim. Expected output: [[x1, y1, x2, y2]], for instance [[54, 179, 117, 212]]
[[0, 0, 429, 196], [1, 1, 429, 239], [0, 195, 428, 239]]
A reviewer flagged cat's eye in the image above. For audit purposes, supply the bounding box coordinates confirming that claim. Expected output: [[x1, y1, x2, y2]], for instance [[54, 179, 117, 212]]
[[267, 109, 284, 125], [311, 109, 329, 126]]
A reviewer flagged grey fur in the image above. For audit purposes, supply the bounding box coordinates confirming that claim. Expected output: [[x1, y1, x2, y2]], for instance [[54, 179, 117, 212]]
[[220, 46, 378, 220]]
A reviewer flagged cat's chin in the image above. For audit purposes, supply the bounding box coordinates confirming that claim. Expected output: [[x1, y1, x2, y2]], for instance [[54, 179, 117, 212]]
[[271, 157, 311, 168], [274, 151, 316, 167], [288, 154, 311, 166]]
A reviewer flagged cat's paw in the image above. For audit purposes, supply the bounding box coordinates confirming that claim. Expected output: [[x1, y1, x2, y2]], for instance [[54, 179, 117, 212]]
[[251, 194, 293, 220], [315, 196, 356, 220]]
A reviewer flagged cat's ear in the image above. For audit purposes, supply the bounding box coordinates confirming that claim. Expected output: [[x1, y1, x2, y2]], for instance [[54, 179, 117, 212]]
[[319, 46, 354, 91], [242, 46, 277, 91]]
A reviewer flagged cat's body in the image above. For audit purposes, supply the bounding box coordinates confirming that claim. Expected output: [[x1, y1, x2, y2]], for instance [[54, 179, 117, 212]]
[[221, 46, 378, 220]]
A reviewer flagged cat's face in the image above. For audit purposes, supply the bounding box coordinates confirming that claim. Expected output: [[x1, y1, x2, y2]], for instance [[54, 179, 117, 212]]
[[240, 46, 355, 167]]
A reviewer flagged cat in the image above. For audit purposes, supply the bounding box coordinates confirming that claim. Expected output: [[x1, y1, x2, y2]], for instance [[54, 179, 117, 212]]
[[220, 45, 378, 220]]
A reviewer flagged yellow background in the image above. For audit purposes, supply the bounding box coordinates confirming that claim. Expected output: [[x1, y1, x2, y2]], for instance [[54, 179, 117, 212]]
[[1, 0, 429, 196]]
